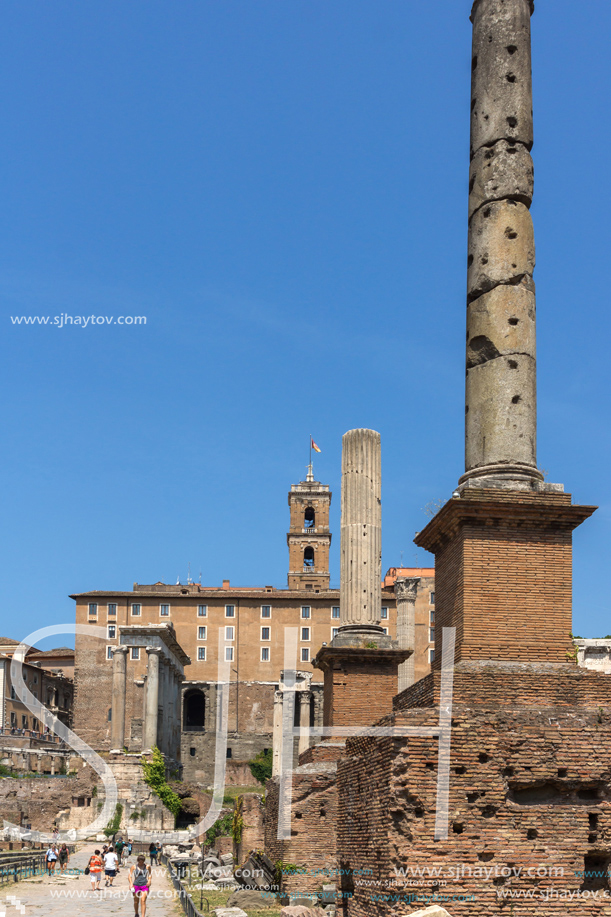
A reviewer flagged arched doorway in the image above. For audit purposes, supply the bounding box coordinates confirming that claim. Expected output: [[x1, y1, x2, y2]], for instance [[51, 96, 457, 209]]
[[183, 690, 206, 732]]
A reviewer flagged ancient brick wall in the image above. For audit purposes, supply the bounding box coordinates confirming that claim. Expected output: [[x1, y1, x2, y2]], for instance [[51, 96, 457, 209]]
[[265, 764, 339, 894], [234, 793, 265, 863], [338, 690, 611, 917], [394, 661, 611, 712]]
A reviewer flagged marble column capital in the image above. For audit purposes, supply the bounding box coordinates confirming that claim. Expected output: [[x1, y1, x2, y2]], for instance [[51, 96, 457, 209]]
[[394, 578, 419, 602], [111, 645, 129, 657]]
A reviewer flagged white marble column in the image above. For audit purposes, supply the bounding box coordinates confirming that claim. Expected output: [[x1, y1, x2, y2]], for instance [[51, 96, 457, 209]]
[[395, 578, 419, 692], [298, 690, 312, 758], [272, 690, 283, 776], [110, 646, 129, 753], [339, 429, 382, 626], [143, 647, 161, 753]]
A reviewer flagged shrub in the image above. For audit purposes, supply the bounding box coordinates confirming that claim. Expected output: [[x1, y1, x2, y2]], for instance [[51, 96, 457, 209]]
[[248, 748, 273, 785], [141, 747, 182, 820]]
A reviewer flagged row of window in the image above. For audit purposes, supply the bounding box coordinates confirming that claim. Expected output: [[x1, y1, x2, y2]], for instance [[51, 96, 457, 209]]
[[10, 713, 39, 730], [90, 603, 389, 619]]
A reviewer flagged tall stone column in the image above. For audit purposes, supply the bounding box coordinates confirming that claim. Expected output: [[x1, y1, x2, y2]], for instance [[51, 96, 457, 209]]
[[110, 646, 129, 753], [143, 648, 161, 753], [462, 0, 542, 490], [395, 578, 418, 692], [298, 690, 312, 758], [313, 428, 410, 728], [272, 690, 283, 777], [339, 428, 382, 628]]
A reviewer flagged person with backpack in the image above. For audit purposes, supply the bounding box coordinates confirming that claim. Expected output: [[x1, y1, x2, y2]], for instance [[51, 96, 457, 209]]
[[104, 845, 119, 887], [115, 837, 124, 863], [87, 849, 104, 891], [129, 856, 152, 917]]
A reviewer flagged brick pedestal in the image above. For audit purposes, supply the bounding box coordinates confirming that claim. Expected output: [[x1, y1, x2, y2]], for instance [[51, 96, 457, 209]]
[[415, 488, 595, 667], [312, 645, 411, 728]]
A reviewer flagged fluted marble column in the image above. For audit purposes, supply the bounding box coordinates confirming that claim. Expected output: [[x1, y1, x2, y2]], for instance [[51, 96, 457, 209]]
[[395, 578, 418, 692], [462, 0, 542, 489], [110, 646, 129, 752], [339, 429, 382, 625], [143, 647, 161, 753], [298, 690, 312, 757], [272, 690, 283, 777]]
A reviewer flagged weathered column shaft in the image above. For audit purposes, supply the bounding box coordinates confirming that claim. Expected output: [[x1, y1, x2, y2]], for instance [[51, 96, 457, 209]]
[[339, 429, 382, 625], [298, 690, 312, 757], [272, 690, 283, 777], [395, 578, 418, 692], [110, 646, 129, 752], [143, 648, 161, 753], [463, 0, 541, 486]]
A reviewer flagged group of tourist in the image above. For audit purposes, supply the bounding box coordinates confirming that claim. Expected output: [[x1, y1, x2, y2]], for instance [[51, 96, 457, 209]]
[[85, 840, 158, 917], [45, 832, 160, 917], [44, 842, 70, 875]]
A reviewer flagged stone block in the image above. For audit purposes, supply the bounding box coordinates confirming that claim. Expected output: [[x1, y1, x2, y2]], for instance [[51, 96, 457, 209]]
[[469, 139, 533, 219], [281, 908, 325, 917], [227, 889, 274, 910], [467, 200, 534, 302], [214, 909, 248, 917], [470, 0, 533, 154], [467, 281, 535, 367], [465, 353, 536, 470]]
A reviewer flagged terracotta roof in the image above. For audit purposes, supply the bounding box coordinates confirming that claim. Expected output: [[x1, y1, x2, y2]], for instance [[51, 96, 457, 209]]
[[28, 647, 74, 658]]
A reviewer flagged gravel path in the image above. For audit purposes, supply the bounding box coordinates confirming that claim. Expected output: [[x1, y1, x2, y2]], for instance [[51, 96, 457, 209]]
[[0, 845, 183, 917]]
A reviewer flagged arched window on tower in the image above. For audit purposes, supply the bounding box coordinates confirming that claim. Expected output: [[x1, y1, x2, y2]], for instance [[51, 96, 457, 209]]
[[184, 690, 206, 732], [304, 507, 315, 529], [304, 546, 315, 568]]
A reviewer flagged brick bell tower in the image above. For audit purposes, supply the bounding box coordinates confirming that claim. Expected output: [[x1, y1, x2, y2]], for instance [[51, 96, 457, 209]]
[[287, 463, 331, 591]]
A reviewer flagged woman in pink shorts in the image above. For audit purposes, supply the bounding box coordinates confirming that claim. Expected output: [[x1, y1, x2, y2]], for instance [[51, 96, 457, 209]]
[[129, 856, 152, 917]]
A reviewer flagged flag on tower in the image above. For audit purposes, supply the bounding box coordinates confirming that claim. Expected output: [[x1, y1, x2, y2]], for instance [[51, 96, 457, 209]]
[[311, 437, 321, 453]]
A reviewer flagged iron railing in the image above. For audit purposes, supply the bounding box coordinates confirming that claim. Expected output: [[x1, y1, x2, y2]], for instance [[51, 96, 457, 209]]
[[0, 848, 74, 886], [161, 853, 209, 917]]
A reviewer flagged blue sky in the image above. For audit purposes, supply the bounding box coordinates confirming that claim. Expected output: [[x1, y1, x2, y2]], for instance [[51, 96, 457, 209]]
[[0, 0, 610, 645]]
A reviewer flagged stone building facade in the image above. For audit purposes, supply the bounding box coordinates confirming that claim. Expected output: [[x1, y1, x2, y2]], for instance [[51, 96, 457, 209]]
[[0, 637, 74, 775]]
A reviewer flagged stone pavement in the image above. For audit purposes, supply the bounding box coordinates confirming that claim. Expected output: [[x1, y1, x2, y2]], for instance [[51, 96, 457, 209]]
[[0, 845, 183, 917]]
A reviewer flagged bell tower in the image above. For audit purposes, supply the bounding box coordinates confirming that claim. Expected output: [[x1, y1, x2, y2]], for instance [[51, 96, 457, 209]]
[[287, 464, 332, 591]]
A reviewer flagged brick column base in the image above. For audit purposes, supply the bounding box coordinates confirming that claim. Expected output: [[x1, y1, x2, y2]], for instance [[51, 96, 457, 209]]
[[414, 488, 596, 667], [312, 645, 411, 728]]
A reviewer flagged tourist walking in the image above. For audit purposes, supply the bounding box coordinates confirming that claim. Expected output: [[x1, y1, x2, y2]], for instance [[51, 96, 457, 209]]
[[45, 844, 58, 876], [115, 836, 125, 864], [129, 855, 152, 917], [104, 845, 119, 887], [149, 841, 159, 867], [87, 849, 104, 891], [58, 843, 69, 875]]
